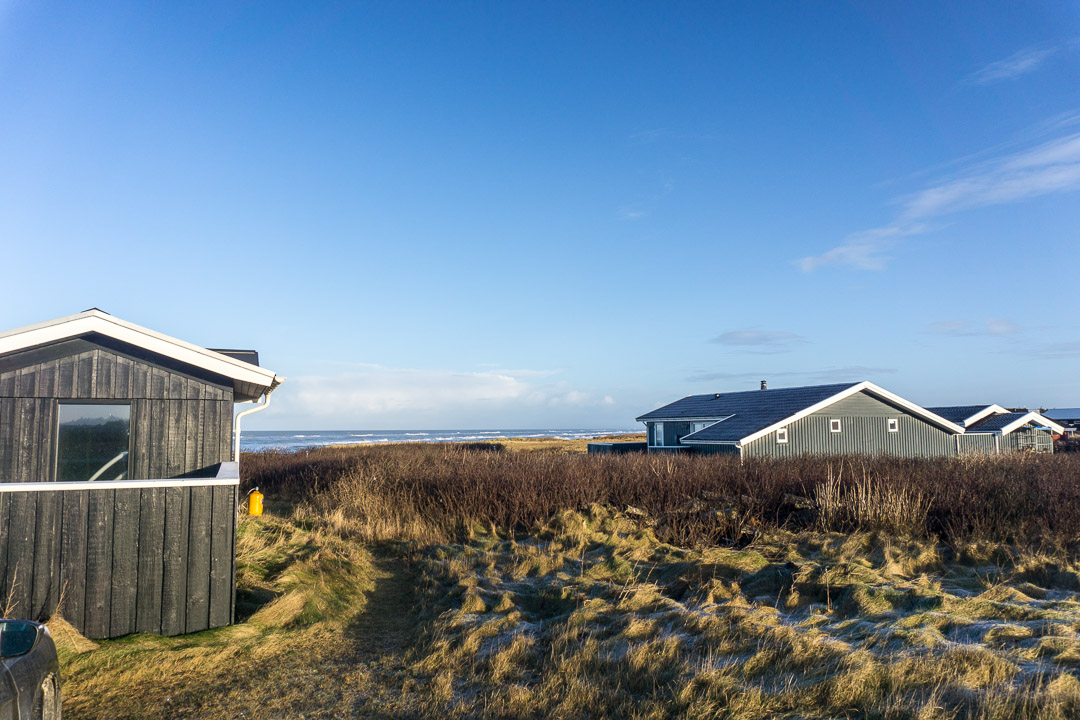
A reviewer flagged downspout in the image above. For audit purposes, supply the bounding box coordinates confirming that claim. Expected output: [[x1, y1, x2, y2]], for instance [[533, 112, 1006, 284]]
[[233, 381, 282, 463]]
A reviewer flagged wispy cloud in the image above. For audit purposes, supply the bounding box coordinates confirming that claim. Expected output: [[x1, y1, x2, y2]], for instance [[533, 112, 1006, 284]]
[[709, 330, 807, 354], [1031, 340, 1080, 360], [965, 45, 1057, 85], [796, 225, 925, 272], [687, 366, 896, 384], [927, 318, 1021, 337], [273, 364, 614, 426], [799, 127, 1080, 271], [618, 207, 647, 220]]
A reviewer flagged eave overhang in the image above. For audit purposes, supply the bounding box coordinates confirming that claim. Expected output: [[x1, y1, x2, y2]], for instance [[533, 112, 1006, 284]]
[[0, 310, 284, 402]]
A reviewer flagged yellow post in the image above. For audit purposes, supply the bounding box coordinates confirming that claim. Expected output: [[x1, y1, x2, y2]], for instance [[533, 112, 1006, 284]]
[[248, 488, 264, 516]]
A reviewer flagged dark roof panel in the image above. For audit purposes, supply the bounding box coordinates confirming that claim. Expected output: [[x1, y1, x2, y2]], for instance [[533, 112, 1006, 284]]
[[924, 405, 992, 424], [637, 382, 859, 422], [639, 383, 861, 442], [207, 349, 260, 367], [966, 412, 1028, 432]]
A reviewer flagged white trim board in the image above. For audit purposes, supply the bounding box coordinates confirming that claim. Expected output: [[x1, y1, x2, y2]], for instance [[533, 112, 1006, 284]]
[[0, 310, 282, 391], [999, 412, 1065, 436], [0, 477, 240, 493], [963, 404, 1010, 427]]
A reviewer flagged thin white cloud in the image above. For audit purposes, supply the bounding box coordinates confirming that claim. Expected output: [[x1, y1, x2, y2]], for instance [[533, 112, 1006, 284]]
[[1032, 340, 1080, 360], [927, 318, 1021, 337], [710, 329, 807, 354], [268, 364, 615, 426], [618, 207, 647, 220], [899, 133, 1080, 219], [797, 225, 925, 272], [799, 128, 1080, 271], [965, 46, 1057, 85]]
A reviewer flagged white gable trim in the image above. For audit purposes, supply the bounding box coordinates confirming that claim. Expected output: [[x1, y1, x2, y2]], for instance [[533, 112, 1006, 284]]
[[999, 412, 1065, 436], [962, 404, 1010, 427], [733, 381, 965, 447], [0, 310, 280, 390]]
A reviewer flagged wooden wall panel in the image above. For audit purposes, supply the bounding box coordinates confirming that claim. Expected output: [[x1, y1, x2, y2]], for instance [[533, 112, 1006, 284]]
[[135, 488, 165, 634], [185, 487, 213, 633], [109, 488, 141, 637], [31, 492, 62, 622], [0, 337, 243, 638], [82, 488, 114, 639], [209, 485, 235, 628], [161, 486, 190, 636], [59, 491, 89, 629]]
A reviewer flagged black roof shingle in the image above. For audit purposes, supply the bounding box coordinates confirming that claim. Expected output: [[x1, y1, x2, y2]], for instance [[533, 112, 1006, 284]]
[[924, 405, 992, 424], [965, 412, 1029, 432], [637, 382, 860, 443]]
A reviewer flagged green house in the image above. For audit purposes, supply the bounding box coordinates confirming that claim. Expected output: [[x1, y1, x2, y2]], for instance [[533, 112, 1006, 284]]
[[637, 381, 1062, 458]]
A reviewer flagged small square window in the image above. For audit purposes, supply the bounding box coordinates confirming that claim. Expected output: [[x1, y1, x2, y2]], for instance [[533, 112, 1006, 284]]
[[777, 427, 788, 444], [829, 419, 842, 433], [887, 418, 899, 433]]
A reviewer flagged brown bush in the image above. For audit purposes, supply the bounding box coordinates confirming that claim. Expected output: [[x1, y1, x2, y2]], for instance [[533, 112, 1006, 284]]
[[241, 444, 1080, 545]]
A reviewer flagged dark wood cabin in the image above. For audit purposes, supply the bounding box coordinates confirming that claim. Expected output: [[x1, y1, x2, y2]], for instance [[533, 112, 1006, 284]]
[[0, 310, 282, 639]]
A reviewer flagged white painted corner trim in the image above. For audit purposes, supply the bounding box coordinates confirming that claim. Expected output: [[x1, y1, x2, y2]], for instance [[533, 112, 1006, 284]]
[[0, 462, 240, 493]]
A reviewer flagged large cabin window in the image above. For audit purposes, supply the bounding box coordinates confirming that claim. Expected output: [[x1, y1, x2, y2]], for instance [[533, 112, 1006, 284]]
[[56, 403, 131, 482], [652, 423, 664, 446]]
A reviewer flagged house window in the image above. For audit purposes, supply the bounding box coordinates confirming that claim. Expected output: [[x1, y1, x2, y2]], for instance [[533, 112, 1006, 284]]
[[777, 427, 788, 444], [56, 403, 130, 482], [652, 423, 664, 446], [829, 419, 842, 433], [887, 418, 899, 433], [692, 422, 709, 432]]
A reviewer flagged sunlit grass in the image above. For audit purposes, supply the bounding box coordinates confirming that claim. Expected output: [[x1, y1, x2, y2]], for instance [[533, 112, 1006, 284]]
[[55, 441, 1080, 719]]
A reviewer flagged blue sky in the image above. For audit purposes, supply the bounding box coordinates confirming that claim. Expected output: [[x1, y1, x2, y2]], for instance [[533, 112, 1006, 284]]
[[1, 1, 1078, 430]]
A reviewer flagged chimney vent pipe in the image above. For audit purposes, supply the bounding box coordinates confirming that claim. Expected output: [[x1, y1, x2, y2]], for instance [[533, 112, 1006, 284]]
[[760, 380, 767, 390]]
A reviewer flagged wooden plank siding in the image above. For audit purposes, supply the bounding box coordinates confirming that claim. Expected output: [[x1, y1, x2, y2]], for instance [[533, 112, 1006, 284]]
[[0, 337, 239, 639], [741, 392, 958, 458]]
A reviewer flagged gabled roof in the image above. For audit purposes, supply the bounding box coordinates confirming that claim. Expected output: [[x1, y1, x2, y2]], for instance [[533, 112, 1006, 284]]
[[641, 381, 965, 446], [637, 383, 859, 422], [1044, 408, 1080, 421], [924, 404, 1009, 427], [966, 411, 1065, 435], [0, 310, 283, 402]]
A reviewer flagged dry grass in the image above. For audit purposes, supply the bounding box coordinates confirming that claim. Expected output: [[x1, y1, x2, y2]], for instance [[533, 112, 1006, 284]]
[[242, 442, 1080, 545], [56, 441, 1080, 719]]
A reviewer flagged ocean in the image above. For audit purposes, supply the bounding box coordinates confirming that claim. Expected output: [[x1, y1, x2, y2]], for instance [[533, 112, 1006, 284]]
[[240, 429, 642, 453]]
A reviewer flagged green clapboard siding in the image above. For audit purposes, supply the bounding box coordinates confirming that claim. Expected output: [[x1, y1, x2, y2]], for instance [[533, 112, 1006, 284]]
[[742, 391, 957, 458]]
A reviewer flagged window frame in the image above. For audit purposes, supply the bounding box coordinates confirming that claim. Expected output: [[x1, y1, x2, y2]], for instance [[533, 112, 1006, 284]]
[[652, 422, 664, 447], [829, 418, 842, 433], [54, 400, 134, 483], [887, 418, 899, 433], [776, 427, 788, 444]]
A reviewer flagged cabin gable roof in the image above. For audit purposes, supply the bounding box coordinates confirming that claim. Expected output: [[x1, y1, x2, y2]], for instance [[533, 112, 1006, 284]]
[[0, 310, 282, 402]]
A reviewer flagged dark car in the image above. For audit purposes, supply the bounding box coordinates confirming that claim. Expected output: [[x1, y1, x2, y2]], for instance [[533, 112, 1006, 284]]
[[0, 620, 61, 720]]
